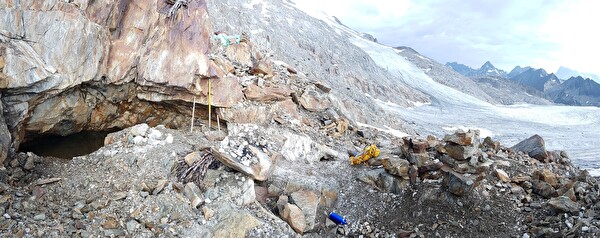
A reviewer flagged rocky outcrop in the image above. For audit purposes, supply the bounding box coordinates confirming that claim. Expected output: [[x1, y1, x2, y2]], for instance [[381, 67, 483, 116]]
[[0, 0, 228, 148]]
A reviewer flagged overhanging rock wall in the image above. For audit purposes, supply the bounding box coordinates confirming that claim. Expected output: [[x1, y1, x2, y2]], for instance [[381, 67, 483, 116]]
[[0, 0, 238, 163]]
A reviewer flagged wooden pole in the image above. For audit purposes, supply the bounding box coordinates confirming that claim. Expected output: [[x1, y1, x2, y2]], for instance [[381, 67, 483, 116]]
[[190, 96, 196, 132], [208, 79, 212, 131]]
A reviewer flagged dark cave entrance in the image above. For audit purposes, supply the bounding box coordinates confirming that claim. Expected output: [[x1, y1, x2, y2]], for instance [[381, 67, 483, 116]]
[[18, 131, 116, 159]]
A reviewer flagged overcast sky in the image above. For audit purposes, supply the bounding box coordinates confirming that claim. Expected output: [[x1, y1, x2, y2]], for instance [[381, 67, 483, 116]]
[[294, 0, 599, 76]]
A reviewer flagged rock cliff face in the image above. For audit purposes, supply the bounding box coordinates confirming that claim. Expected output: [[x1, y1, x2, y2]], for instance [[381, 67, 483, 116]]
[[0, 0, 231, 160]]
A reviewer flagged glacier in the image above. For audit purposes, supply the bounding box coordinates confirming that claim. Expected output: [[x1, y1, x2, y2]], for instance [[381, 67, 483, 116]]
[[352, 38, 600, 174]]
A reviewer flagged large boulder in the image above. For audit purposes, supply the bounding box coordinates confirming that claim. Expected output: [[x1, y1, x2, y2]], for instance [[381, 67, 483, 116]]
[[511, 135, 548, 161]]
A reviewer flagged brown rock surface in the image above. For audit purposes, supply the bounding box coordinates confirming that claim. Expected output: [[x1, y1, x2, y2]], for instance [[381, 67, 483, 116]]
[[299, 87, 330, 112], [250, 60, 274, 76], [245, 84, 291, 102], [291, 190, 319, 231], [383, 157, 410, 179], [281, 203, 306, 234], [444, 129, 478, 146]]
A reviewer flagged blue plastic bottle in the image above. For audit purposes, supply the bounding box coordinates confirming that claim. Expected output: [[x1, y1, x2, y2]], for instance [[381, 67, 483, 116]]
[[328, 212, 347, 225]]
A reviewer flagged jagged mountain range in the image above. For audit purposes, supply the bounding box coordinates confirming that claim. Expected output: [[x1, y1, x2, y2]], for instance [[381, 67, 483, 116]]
[[446, 61, 507, 78], [510, 68, 560, 92], [447, 62, 600, 107], [546, 76, 600, 106]]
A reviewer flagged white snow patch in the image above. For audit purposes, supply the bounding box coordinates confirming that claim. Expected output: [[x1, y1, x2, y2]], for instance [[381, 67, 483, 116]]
[[272, 60, 288, 66], [410, 101, 430, 108], [357, 122, 410, 138], [394, 49, 405, 54]]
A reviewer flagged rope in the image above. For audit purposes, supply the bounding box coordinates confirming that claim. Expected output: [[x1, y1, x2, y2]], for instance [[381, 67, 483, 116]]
[[167, 0, 189, 18]]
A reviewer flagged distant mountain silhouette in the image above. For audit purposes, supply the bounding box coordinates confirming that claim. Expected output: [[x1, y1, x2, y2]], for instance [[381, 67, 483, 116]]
[[507, 66, 533, 78], [546, 76, 600, 106], [509, 68, 560, 92], [446, 61, 507, 78]]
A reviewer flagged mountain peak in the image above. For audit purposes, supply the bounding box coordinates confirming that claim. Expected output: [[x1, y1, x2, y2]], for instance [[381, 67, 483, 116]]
[[481, 61, 495, 69], [446, 61, 506, 78], [510, 67, 560, 91], [475, 61, 507, 78], [508, 66, 533, 78]]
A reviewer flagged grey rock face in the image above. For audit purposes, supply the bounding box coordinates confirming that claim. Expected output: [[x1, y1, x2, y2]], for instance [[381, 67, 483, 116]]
[[510, 68, 560, 92], [472, 76, 552, 105], [546, 76, 600, 107]]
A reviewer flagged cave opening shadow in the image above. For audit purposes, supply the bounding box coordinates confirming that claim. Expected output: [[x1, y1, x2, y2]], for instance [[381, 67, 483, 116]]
[[19, 131, 116, 159]]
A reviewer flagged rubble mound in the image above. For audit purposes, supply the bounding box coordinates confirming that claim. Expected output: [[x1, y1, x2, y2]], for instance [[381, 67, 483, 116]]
[[1, 121, 599, 237]]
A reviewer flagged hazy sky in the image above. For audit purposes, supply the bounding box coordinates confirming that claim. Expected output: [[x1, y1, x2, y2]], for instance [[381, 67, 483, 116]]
[[294, 0, 599, 76]]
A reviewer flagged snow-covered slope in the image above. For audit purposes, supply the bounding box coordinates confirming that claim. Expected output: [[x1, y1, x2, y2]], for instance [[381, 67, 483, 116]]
[[352, 38, 600, 172]]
